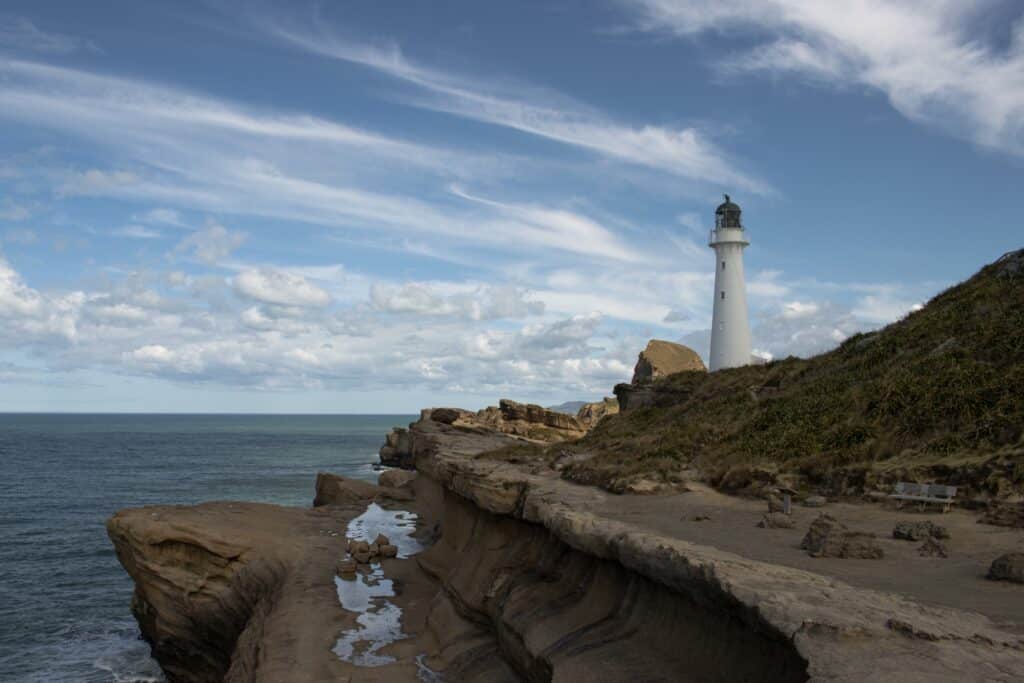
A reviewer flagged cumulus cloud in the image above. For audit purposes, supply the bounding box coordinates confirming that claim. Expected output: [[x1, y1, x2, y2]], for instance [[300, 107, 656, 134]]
[[234, 267, 330, 307], [370, 282, 544, 320], [174, 220, 246, 264]]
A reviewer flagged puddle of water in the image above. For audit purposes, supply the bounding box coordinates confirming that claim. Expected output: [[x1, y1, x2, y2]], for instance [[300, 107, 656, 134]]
[[332, 504, 423, 667], [345, 503, 422, 558]]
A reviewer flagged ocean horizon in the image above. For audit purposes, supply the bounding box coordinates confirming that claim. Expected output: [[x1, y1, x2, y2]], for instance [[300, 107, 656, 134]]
[[0, 413, 415, 682]]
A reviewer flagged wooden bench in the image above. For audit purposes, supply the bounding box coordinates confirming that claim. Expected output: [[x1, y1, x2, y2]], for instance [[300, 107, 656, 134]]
[[889, 482, 957, 513]]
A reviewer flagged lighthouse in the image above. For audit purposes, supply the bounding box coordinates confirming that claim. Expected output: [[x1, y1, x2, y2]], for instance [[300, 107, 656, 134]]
[[708, 195, 752, 371]]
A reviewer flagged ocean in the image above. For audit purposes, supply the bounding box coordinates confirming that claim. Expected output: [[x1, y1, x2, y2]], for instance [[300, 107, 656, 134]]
[[0, 413, 413, 682]]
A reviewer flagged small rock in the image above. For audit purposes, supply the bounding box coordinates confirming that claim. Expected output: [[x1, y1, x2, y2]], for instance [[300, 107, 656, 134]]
[[373, 533, 391, 547], [987, 553, 1024, 584], [353, 540, 370, 554], [803, 495, 827, 508], [369, 543, 380, 557], [758, 513, 795, 529], [691, 514, 711, 522], [353, 551, 372, 564], [917, 537, 949, 558], [893, 521, 949, 541], [979, 503, 1024, 528], [337, 558, 358, 576], [379, 544, 398, 558]]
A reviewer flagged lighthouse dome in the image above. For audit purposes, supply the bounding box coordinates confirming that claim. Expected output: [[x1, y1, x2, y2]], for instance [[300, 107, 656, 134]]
[[715, 194, 742, 229]]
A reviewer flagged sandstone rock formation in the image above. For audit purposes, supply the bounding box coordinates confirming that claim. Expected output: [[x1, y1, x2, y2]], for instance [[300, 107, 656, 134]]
[[313, 472, 385, 506], [613, 340, 707, 412], [379, 399, 589, 470], [800, 514, 883, 559], [110, 420, 1024, 682], [574, 396, 619, 428], [379, 427, 413, 469], [378, 469, 417, 489], [631, 339, 706, 382], [106, 502, 356, 682], [416, 440, 1024, 681]]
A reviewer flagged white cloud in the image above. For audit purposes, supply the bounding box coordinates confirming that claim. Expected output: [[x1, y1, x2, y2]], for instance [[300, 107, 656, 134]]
[[0, 15, 97, 54], [234, 267, 330, 307], [621, 0, 1024, 155], [852, 293, 923, 324], [370, 281, 544, 320], [261, 20, 770, 193], [174, 220, 246, 264], [113, 225, 163, 240]]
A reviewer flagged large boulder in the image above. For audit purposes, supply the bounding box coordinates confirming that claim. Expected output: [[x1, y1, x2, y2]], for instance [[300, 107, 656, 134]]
[[987, 553, 1024, 583], [800, 514, 884, 559], [313, 472, 384, 506], [631, 340, 706, 383]]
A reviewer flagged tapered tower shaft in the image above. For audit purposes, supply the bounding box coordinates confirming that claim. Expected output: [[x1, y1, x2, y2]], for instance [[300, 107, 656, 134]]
[[708, 195, 752, 371]]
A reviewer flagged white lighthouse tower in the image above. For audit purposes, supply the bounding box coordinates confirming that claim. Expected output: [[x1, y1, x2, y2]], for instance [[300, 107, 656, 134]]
[[708, 195, 752, 371]]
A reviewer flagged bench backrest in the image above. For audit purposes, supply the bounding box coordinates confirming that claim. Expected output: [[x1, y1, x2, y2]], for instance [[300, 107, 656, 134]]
[[893, 482, 957, 499], [927, 484, 957, 499], [894, 482, 928, 496]]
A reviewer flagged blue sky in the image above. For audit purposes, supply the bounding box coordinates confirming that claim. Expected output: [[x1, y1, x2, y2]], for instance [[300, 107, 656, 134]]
[[0, 1, 1022, 413]]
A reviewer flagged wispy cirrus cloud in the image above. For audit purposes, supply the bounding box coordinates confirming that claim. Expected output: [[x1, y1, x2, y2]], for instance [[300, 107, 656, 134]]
[[620, 0, 1024, 155], [0, 15, 98, 55], [257, 17, 771, 194], [0, 59, 661, 265]]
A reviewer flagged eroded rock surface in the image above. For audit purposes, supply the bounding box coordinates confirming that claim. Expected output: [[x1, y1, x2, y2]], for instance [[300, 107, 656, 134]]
[[106, 502, 355, 682], [631, 339, 706, 382], [416, 441, 1024, 681], [314, 472, 386, 506]]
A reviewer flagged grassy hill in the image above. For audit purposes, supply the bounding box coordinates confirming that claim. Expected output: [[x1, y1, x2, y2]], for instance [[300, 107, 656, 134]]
[[486, 249, 1024, 501]]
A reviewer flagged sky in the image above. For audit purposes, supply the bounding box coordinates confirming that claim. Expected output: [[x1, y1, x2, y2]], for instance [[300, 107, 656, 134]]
[[0, 1, 1022, 413]]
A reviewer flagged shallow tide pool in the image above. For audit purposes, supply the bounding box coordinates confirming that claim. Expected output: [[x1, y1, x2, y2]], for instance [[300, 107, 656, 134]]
[[332, 503, 423, 667]]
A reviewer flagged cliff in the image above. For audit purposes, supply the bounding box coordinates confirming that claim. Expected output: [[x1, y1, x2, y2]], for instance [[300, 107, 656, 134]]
[[108, 415, 1024, 681]]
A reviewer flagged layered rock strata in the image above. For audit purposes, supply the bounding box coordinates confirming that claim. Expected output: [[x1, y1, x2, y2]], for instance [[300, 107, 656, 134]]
[[414, 432, 1024, 682], [110, 422, 1024, 682]]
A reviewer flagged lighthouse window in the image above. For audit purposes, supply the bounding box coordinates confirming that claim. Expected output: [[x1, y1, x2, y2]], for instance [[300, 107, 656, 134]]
[[722, 261, 726, 270], [721, 291, 726, 300]]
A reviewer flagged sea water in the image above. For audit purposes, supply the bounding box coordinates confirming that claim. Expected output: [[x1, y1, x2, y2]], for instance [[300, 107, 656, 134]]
[[0, 413, 412, 682]]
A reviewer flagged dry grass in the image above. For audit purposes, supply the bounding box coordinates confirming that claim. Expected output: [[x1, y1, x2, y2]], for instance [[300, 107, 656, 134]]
[[481, 250, 1024, 497]]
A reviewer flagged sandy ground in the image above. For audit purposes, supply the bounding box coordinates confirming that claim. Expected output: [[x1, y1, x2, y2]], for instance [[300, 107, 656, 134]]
[[589, 484, 1024, 627]]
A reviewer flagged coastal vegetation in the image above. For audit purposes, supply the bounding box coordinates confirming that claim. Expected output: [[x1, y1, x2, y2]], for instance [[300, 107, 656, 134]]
[[483, 249, 1024, 498]]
